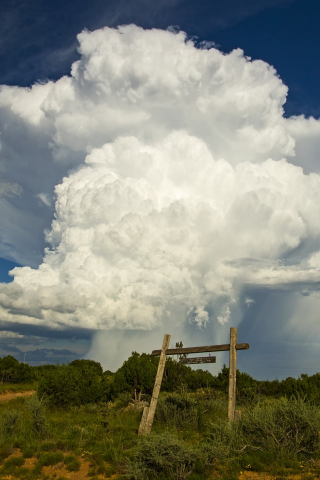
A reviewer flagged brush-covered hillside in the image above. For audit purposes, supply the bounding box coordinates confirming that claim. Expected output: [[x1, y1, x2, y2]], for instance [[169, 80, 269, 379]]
[[1, 353, 320, 480]]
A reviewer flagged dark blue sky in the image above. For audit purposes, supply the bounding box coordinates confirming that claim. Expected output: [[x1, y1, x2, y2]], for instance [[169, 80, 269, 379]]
[[0, 0, 319, 116], [0, 258, 20, 283]]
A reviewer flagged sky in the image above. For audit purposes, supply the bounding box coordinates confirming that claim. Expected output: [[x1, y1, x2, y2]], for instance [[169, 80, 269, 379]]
[[0, 0, 319, 378]]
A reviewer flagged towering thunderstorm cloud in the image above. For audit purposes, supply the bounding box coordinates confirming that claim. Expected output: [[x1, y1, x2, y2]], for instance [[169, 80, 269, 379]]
[[0, 25, 320, 339]]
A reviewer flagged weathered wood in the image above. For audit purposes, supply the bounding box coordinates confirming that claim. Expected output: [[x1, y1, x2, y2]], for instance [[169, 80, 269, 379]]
[[138, 406, 149, 435], [234, 410, 242, 421], [151, 342, 249, 356], [179, 356, 216, 364], [140, 333, 171, 436], [228, 328, 237, 421]]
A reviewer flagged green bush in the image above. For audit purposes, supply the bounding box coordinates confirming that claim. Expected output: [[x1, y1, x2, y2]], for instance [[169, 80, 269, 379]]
[[204, 419, 243, 461], [124, 432, 204, 480], [64, 424, 90, 448], [26, 394, 47, 434], [0, 447, 14, 463], [3, 455, 24, 467], [64, 454, 81, 472], [111, 352, 159, 398], [39, 441, 58, 452], [37, 363, 104, 407], [69, 359, 103, 376], [162, 358, 216, 392], [38, 451, 64, 466], [22, 446, 37, 458], [165, 394, 194, 410], [204, 396, 320, 461], [155, 394, 200, 429], [110, 352, 217, 401], [0, 455, 26, 478], [1, 455, 25, 473], [0, 355, 35, 383], [241, 396, 320, 456], [1, 409, 20, 438]]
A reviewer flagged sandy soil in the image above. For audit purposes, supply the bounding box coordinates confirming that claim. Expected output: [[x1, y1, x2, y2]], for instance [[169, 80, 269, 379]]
[[2, 449, 119, 480], [42, 459, 93, 479], [0, 390, 35, 402], [239, 471, 310, 480]]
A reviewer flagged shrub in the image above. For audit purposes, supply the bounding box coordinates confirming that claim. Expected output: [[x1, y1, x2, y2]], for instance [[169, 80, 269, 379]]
[[110, 352, 217, 400], [155, 394, 200, 429], [69, 359, 103, 376], [1, 409, 20, 438], [124, 432, 204, 480], [39, 441, 58, 452], [204, 419, 244, 461], [37, 363, 103, 407], [204, 396, 320, 461], [240, 396, 320, 456], [38, 451, 64, 466], [64, 454, 81, 472], [5, 456, 24, 467], [1, 455, 26, 478], [26, 394, 47, 434], [22, 446, 37, 458], [0, 355, 35, 383], [165, 394, 194, 410], [64, 424, 90, 447], [0, 447, 14, 462], [111, 352, 159, 398]]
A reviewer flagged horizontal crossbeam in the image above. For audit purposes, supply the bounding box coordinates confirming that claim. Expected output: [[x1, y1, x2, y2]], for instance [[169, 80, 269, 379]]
[[179, 356, 216, 365], [151, 343, 249, 356]]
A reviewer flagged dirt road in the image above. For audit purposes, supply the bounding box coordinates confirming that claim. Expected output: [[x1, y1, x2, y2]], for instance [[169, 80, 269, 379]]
[[0, 390, 35, 402]]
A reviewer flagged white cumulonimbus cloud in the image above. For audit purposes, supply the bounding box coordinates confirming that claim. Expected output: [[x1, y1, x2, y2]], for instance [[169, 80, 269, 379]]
[[0, 25, 319, 332]]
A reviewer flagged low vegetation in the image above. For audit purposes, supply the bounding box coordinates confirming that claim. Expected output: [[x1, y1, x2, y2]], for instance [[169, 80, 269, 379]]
[[1, 353, 320, 479]]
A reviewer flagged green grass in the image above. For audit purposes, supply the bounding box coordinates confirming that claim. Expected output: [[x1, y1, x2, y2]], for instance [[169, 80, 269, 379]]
[[0, 447, 14, 463], [0, 456, 28, 479], [0, 383, 35, 394], [64, 454, 80, 472], [38, 452, 64, 467], [0, 387, 320, 480]]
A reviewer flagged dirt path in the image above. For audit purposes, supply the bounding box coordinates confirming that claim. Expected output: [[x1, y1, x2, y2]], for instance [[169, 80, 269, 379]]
[[0, 390, 35, 402]]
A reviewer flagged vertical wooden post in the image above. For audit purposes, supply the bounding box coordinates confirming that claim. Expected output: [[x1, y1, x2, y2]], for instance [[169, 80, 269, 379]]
[[234, 410, 242, 421], [228, 327, 237, 421], [139, 333, 171, 435], [138, 406, 149, 435]]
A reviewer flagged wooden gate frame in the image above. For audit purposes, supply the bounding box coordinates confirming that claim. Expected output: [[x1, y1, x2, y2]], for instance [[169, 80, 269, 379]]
[[138, 327, 249, 435]]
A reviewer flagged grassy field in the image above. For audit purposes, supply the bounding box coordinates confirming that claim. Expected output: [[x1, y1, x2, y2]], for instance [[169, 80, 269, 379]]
[[1, 388, 320, 480], [0, 383, 35, 394]]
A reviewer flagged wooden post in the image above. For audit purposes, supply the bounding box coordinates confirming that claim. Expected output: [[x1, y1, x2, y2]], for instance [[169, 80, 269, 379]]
[[139, 333, 171, 435], [234, 410, 242, 421], [138, 406, 149, 435], [228, 327, 237, 421]]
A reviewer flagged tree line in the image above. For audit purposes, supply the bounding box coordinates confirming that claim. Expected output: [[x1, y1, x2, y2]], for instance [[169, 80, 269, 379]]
[[1, 353, 320, 407]]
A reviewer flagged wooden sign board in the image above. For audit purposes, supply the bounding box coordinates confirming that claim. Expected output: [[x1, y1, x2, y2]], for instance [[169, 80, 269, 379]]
[[179, 356, 216, 365]]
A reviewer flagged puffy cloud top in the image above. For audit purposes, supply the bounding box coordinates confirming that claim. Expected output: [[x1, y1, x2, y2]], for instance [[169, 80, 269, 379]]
[[0, 25, 319, 332]]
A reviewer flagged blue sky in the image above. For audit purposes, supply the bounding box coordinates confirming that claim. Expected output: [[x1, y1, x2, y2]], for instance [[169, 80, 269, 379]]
[[1, 0, 319, 116], [0, 0, 319, 377]]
